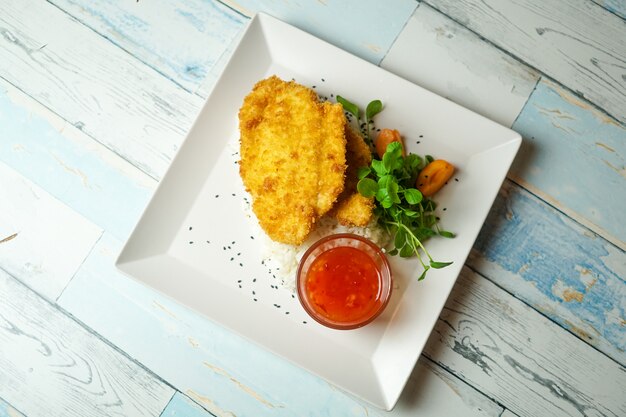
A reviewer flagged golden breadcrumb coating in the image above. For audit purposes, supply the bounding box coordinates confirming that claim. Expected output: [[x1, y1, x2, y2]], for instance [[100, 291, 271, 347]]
[[239, 76, 347, 245], [330, 126, 375, 226]]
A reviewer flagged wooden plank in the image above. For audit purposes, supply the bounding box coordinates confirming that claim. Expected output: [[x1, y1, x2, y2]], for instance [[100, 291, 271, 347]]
[[48, 0, 247, 94], [381, 3, 540, 127], [0, 269, 174, 417], [426, 0, 626, 124], [0, 0, 204, 180], [58, 233, 504, 417], [160, 392, 217, 417], [217, 0, 417, 64], [500, 411, 520, 417], [0, 79, 156, 241], [592, 0, 626, 20], [0, 398, 25, 417], [0, 161, 102, 300], [469, 179, 626, 364], [424, 267, 626, 417], [510, 78, 626, 250]]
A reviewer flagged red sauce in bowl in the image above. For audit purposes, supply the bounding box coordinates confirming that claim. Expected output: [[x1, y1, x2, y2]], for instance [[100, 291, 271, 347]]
[[297, 234, 392, 330]]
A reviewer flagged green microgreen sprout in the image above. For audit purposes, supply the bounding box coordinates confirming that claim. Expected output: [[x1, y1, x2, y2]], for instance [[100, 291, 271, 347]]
[[337, 95, 382, 147], [338, 96, 454, 281]]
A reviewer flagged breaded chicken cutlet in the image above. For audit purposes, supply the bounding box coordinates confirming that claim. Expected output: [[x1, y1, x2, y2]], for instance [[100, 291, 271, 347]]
[[330, 126, 375, 227], [238, 76, 347, 245]]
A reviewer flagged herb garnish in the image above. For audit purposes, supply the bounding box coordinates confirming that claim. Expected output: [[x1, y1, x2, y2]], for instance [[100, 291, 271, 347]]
[[337, 96, 382, 147], [337, 97, 454, 280]]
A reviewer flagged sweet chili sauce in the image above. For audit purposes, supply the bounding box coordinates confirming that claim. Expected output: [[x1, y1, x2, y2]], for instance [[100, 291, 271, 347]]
[[304, 246, 383, 323]]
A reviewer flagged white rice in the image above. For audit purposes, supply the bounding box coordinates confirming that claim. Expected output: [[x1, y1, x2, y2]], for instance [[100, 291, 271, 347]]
[[243, 196, 389, 292]]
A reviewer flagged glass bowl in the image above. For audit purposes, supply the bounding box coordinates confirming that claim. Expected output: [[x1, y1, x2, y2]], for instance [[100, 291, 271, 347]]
[[296, 233, 392, 330]]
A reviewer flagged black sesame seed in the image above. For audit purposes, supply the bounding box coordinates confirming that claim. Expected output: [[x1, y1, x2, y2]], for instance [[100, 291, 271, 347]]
[[206, 240, 210, 244], [291, 294, 295, 298], [443, 208, 447, 211], [232, 193, 236, 196], [419, 135, 423, 138], [454, 178, 459, 182], [215, 194, 219, 198], [231, 241, 235, 244], [237, 280, 242, 283], [321, 78, 325, 82], [330, 93, 334, 97], [253, 278, 257, 282], [303, 321, 307, 324], [285, 311, 290, 315], [312, 85, 316, 89], [189, 241, 194, 244], [230, 257, 234, 261], [238, 285, 242, 288], [250, 235, 255, 240], [252, 291, 256, 295], [188, 226, 193, 231], [254, 298, 258, 302], [239, 263, 243, 267], [416, 141, 421, 144]]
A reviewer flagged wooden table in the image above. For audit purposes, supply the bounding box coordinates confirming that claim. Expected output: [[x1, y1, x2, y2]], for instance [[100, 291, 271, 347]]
[[1, 1, 624, 416]]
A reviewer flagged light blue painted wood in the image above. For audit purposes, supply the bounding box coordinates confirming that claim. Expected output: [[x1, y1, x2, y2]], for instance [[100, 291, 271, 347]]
[[0, 398, 25, 417], [593, 0, 626, 19], [160, 393, 214, 417], [57, 233, 502, 417], [201, 0, 417, 64], [468, 180, 626, 364], [0, 84, 155, 241], [510, 79, 626, 248], [49, 0, 247, 94], [58, 233, 379, 416]]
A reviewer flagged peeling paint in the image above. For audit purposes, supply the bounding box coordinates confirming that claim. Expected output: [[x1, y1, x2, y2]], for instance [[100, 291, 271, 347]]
[[202, 362, 281, 408], [152, 300, 178, 320], [363, 43, 381, 53], [596, 142, 616, 153], [52, 154, 90, 187], [186, 390, 237, 417], [0, 233, 18, 244], [188, 336, 199, 348]]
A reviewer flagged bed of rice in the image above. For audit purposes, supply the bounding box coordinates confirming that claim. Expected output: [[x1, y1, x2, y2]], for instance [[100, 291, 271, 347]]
[[244, 197, 389, 292]]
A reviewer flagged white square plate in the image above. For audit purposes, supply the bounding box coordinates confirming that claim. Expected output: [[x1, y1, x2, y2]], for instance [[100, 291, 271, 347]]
[[116, 13, 521, 410]]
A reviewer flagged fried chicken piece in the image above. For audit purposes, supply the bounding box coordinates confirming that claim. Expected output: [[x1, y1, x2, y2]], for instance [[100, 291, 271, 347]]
[[330, 126, 375, 226], [239, 76, 347, 245]]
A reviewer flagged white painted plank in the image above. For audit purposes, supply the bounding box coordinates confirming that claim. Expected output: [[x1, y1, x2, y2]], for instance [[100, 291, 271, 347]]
[[510, 78, 626, 250], [58, 233, 504, 417], [425, 0, 626, 123], [0, 0, 204, 180], [381, 3, 539, 127], [0, 161, 102, 300], [500, 411, 520, 417], [48, 0, 247, 94], [0, 78, 156, 241], [0, 269, 174, 417], [218, 0, 418, 64], [469, 180, 626, 365], [423, 267, 626, 417]]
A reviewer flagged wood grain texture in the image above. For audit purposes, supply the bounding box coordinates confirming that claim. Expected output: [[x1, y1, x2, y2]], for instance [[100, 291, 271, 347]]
[[0, 269, 174, 417], [0, 398, 25, 417], [381, 3, 539, 127], [469, 180, 625, 364], [49, 0, 247, 94], [0, 0, 204, 180], [510, 78, 626, 250], [426, 0, 626, 124], [592, 0, 626, 20], [0, 79, 156, 241], [0, 161, 102, 300], [58, 233, 504, 417], [217, 0, 417, 64], [424, 267, 626, 417], [160, 393, 214, 417]]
